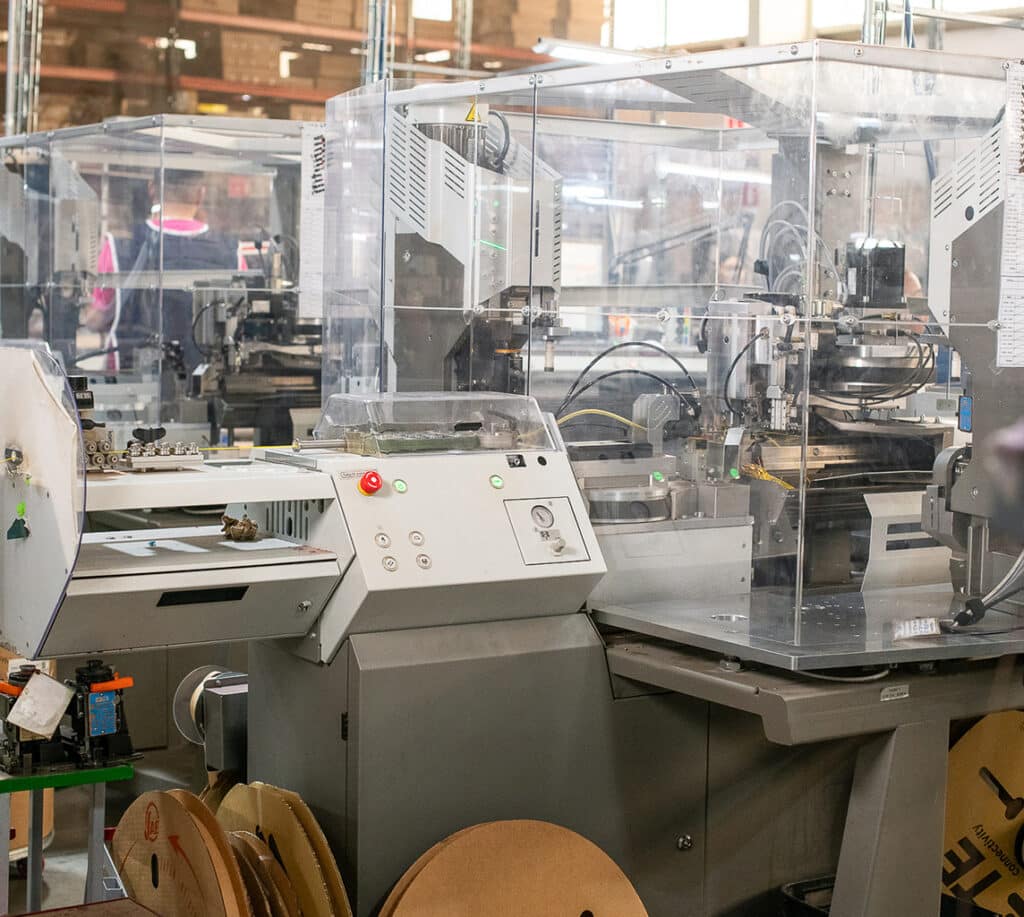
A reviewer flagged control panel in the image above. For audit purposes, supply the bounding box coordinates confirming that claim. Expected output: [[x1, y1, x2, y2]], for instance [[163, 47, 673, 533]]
[[504, 498, 589, 565], [289, 447, 607, 660]]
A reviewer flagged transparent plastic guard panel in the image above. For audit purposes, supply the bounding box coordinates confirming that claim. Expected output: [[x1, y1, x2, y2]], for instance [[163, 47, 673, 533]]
[[323, 43, 1024, 666], [0, 341, 85, 659], [2, 116, 318, 448], [535, 44, 1017, 668], [323, 83, 390, 399], [314, 391, 554, 456]]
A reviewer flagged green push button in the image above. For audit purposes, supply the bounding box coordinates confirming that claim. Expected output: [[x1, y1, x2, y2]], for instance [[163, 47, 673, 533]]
[[15, 502, 25, 518], [490, 474, 504, 490], [393, 479, 408, 494], [652, 471, 665, 483], [729, 467, 741, 480]]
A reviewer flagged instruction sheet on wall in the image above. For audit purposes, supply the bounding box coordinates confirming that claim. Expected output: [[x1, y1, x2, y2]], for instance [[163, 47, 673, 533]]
[[299, 122, 328, 320], [998, 64, 1024, 367]]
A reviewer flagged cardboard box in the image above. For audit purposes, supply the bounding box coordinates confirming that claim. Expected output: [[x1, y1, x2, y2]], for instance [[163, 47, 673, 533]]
[[183, 0, 239, 11], [290, 103, 326, 121]]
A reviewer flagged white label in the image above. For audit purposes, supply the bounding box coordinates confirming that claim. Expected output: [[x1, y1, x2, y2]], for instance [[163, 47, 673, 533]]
[[8, 672, 74, 739], [998, 65, 1024, 366], [893, 616, 942, 640], [880, 684, 910, 702], [298, 122, 327, 321], [106, 539, 208, 557]]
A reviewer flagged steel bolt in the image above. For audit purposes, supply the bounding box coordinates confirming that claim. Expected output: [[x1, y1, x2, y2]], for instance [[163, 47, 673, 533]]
[[296, 600, 312, 616], [676, 835, 694, 851]]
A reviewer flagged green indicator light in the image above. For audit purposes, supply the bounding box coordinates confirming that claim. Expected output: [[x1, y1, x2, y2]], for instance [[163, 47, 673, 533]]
[[493, 199, 501, 207], [729, 467, 741, 480], [479, 239, 507, 252], [393, 479, 408, 494], [652, 471, 665, 483], [15, 502, 25, 518], [490, 474, 505, 490]]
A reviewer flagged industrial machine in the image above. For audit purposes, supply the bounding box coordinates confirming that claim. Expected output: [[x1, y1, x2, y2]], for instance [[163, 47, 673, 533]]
[[7, 40, 1024, 917], [0, 115, 324, 448]]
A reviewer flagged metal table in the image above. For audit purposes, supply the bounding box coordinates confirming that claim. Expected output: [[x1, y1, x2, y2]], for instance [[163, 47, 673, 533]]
[[593, 585, 1024, 670], [605, 635, 1024, 917], [0, 764, 134, 915]]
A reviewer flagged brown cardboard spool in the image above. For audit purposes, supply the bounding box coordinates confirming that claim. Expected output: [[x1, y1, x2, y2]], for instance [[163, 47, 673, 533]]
[[113, 791, 234, 917], [391, 820, 649, 917], [232, 830, 301, 917], [942, 710, 1024, 914], [200, 771, 240, 816], [230, 839, 273, 917], [265, 783, 353, 917], [379, 826, 481, 917], [167, 789, 249, 917], [217, 782, 336, 917]]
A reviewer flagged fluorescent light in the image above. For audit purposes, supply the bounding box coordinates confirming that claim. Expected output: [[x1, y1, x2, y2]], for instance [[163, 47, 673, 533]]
[[412, 0, 452, 20], [302, 42, 333, 52], [533, 37, 641, 64], [660, 161, 771, 185], [414, 49, 452, 63], [482, 60, 504, 70]]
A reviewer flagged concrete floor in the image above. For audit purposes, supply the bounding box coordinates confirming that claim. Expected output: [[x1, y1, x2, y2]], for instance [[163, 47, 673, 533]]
[[6, 745, 204, 915]]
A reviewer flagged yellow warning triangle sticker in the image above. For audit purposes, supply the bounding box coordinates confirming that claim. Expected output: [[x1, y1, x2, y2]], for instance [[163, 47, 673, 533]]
[[466, 102, 480, 122]]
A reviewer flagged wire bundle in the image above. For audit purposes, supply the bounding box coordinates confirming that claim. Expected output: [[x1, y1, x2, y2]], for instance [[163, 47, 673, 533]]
[[554, 341, 699, 421]]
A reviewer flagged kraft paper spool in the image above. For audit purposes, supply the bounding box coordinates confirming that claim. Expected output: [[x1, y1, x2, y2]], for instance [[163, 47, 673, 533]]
[[113, 791, 234, 917], [943, 710, 1024, 914], [230, 839, 273, 917], [391, 820, 649, 917], [217, 782, 336, 916], [231, 831, 301, 917], [265, 783, 353, 917], [379, 826, 482, 917], [167, 789, 249, 917]]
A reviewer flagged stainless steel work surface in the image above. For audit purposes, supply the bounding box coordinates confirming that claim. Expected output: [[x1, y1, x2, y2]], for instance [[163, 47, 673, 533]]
[[592, 587, 1024, 671], [76, 527, 335, 578]]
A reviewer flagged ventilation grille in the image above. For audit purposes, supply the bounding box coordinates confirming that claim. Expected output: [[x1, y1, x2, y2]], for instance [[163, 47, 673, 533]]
[[977, 125, 1003, 217], [387, 112, 428, 232], [443, 149, 467, 199], [267, 500, 312, 541], [933, 123, 1003, 221]]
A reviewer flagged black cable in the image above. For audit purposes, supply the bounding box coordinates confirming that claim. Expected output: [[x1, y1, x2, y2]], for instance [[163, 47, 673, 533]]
[[191, 301, 220, 358], [722, 330, 767, 417], [558, 340, 699, 416], [489, 110, 511, 173], [557, 369, 693, 419]]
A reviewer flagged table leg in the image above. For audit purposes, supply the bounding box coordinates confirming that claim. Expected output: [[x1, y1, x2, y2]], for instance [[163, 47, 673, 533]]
[[84, 782, 106, 903], [26, 790, 42, 913], [0, 794, 10, 917]]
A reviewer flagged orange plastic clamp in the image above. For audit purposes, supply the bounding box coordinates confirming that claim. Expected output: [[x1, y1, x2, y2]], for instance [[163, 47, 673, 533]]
[[90, 677, 134, 692], [0, 682, 22, 698]]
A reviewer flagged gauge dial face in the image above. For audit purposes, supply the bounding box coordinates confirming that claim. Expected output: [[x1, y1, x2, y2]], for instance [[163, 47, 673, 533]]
[[531, 505, 555, 529]]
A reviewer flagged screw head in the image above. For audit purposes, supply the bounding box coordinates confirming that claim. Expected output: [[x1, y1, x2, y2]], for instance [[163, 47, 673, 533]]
[[676, 834, 694, 851]]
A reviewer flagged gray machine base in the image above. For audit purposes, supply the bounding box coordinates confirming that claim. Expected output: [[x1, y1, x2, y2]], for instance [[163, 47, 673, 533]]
[[249, 615, 870, 916]]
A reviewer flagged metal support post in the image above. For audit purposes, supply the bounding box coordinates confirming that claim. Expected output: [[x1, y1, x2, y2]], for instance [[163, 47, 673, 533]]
[[25, 789, 43, 913], [84, 781, 107, 903], [831, 720, 949, 917]]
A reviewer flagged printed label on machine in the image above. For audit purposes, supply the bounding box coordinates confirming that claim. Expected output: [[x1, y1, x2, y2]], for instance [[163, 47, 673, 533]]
[[997, 64, 1024, 367]]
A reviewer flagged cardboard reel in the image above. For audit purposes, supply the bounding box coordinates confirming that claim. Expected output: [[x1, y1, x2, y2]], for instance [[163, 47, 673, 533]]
[[113, 791, 247, 917], [388, 820, 648, 917], [216, 781, 350, 917]]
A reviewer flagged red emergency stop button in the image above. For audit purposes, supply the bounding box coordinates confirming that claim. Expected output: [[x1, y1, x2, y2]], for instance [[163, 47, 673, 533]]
[[358, 471, 383, 495]]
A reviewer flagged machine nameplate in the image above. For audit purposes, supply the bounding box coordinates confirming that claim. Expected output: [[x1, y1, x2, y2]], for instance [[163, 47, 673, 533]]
[[880, 685, 910, 702]]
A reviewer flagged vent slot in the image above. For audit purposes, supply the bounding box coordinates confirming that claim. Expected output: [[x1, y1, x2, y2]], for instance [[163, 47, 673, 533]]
[[268, 500, 312, 541], [443, 150, 467, 198]]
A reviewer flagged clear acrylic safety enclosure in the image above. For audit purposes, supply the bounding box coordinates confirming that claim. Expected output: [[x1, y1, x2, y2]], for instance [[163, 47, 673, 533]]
[[0, 115, 325, 448], [314, 391, 554, 455], [325, 41, 1024, 669]]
